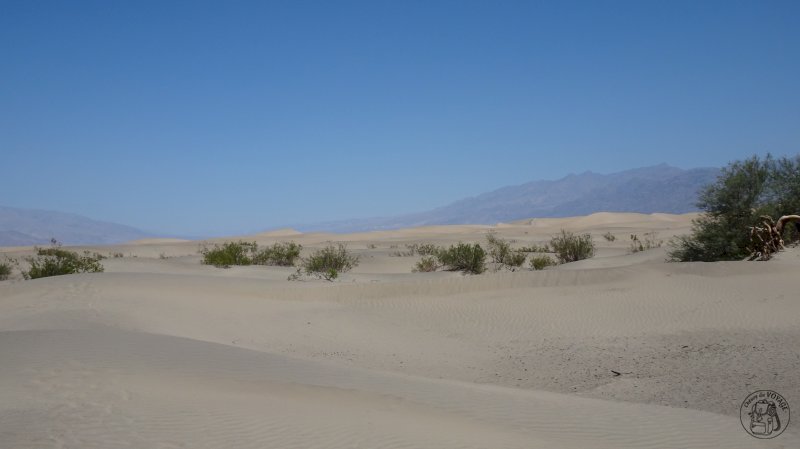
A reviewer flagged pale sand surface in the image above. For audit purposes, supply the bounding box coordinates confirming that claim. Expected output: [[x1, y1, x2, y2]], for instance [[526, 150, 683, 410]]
[[1, 212, 798, 448]]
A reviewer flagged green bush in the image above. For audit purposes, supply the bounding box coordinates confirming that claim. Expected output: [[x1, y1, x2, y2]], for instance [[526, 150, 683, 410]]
[[669, 154, 800, 261], [253, 242, 302, 266], [436, 243, 486, 274], [550, 230, 595, 263], [201, 241, 301, 268], [530, 255, 555, 270], [412, 256, 439, 272], [23, 241, 104, 279], [293, 243, 359, 281], [0, 259, 12, 280], [200, 241, 257, 267]]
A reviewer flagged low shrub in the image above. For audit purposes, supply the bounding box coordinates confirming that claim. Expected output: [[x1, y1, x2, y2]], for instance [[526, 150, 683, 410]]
[[486, 233, 527, 270], [201, 241, 301, 268], [23, 241, 105, 279], [503, 251, 527, 268], [0, 259, 12, 280], [412, 256, 439, 273], [436, 242, 486, 274], [550, 230, 595, 263], [253, 242, 302, 266], [518, 243, 551, 253], [415, 243, 439, 256], [602, 232, 616, 242], [530, 255, 556, 270], [292, 243, 359, 281], [486, 233, 512, 264], [200, 241, 257, 267]]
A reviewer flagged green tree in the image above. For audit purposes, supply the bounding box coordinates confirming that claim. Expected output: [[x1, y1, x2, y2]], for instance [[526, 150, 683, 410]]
[[669, 154, 800, 262]]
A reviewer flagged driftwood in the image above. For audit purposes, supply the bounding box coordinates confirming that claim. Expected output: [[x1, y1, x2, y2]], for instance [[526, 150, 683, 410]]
[[748, 215, 800, 261]]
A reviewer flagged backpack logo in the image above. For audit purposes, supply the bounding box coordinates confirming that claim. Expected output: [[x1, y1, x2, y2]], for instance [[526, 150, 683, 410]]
[[740, 390, 790, 439]]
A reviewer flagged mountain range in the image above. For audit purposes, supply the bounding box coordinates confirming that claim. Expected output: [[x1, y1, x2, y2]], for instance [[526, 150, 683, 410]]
[[0, 206, 152, 247], [1, 164, 720, 245], [298, 164, 719, 232]]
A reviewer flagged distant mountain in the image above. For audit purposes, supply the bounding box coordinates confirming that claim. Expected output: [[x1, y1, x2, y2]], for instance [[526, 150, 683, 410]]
[[0, 206, 153, 246], [299, 164, 720, 232]]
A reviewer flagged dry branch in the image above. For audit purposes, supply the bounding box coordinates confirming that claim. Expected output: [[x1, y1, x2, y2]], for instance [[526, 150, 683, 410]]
[[748, 214, 800, 261]]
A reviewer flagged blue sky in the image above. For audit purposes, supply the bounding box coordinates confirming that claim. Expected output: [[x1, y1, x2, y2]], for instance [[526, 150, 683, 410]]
[[2, 1, 798, 236]]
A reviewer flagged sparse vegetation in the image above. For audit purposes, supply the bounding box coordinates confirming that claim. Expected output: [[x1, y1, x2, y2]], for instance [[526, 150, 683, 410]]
[[530, 255, 556, 270], [486, 233, 511, 264], [290, 243, 359, 281], [412, 256, 439, 273], [550, 230, 595, 263], [435, 242, 486, 274], [669, 154, 800, 261], [22, 240, 105, 279], [486, 233, 527, 270], [414, 243, 439, 256], [629, 232, 663, 253], [602, 232, 616, 242], [518, 243, 551, 253]]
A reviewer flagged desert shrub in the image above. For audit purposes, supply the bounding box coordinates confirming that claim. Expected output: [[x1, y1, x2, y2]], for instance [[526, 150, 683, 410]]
[[200, 241, 257, 267], [486, 233, 527, 269], [436, 243, 486, 274], [530, 255, 556, 270], [518, 243, 551, 253], [668, 154, 800, 261], [550, 230, 595, 263], [503, 251, 527, 268], [253, 242, 302, 266], [367, 243, 377, 249], [292, 243, 359, 281], [398, 243, 438, 256], [23, 241, 104, 279], [111, 252, 124, 258], [629, 232, 663, 253], [486, 233, 511, 264], [602, 232, 616, 242], [412, 256, 439, 273], [415, 243, 439, 256], [0, 259, 12, 280]]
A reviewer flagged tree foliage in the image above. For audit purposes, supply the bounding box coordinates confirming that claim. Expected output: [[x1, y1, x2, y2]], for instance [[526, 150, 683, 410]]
[[669, 154, 800, 262]]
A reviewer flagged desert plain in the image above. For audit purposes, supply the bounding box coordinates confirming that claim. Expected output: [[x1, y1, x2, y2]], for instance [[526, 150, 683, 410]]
[[0, 212, 798, 448]]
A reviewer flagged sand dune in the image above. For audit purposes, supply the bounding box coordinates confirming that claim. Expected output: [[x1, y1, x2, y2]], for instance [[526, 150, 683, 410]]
[[1, 212, 797, 448]]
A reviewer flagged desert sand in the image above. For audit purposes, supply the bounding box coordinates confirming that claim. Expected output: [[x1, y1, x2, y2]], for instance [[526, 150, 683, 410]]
[[0, 212, 798, 448]]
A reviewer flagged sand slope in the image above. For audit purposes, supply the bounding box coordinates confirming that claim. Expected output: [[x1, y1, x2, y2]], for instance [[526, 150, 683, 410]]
[[1, 213, 798, 448]]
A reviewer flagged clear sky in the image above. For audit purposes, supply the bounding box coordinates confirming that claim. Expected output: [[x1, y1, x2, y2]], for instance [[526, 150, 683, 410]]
[[2, 1, 798, 236]]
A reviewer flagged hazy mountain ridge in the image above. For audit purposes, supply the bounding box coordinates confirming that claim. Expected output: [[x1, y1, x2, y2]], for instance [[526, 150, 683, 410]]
[[298, 164, 720, 232], [0, 206, 152, 246]]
